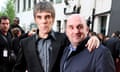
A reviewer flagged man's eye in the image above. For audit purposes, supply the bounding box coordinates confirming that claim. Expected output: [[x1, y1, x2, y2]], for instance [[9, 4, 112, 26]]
[[77, 25, 83, 29], [45, 15, 51, 19], [2, 23, 5, 25], [69, 26, 73, 29], [2, 23, 8, 25], [37, 16, 41, 19]]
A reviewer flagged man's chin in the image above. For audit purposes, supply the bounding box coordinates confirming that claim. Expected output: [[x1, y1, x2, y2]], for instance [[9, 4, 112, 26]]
[[73, 39, 83, 43], [42, 31, 49, 34]]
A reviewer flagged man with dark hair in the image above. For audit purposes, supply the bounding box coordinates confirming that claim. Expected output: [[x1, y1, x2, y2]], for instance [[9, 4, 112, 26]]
[[10, 17, 25, 34], [0, 16, 13, 72]]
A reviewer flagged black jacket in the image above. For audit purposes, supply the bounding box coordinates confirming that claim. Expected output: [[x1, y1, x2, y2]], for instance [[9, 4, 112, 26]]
[[0, 31, 13, 72], [12, 32, 67, 72]]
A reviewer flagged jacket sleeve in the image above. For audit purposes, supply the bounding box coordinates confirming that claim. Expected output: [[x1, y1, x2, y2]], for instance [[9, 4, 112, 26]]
[[12, 41, 26, 72]]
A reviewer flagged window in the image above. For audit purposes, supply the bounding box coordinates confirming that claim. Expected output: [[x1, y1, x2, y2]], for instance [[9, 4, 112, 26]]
[[57, 20, 61, 32], [101, 16, 107, 35], [34, 0, 37, 7], [56, 0, 62, 3], [23, 0, 26, 11], [63, 20, 67, 32], [64, 20, 67, 29], [28, 0, 31, 10], [50, 0, 54, 3], [17, 0, 20, 12]]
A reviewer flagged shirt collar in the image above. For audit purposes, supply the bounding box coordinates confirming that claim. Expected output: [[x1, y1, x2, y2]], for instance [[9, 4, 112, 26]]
[[68, 44, 77, 52], [68, 36, 89, 52], [35, 30, 56, 41]]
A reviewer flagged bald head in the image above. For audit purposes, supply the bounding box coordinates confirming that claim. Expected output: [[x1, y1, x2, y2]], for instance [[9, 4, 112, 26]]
[[66, 14, 89, 48], [66, 14, 87, 26]]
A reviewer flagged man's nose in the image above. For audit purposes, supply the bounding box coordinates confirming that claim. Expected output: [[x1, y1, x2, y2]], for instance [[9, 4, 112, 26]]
[[41, 18, 47, 24], [74, 28, 79, 33]]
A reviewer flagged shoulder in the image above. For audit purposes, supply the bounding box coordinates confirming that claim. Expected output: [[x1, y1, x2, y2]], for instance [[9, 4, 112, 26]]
[[91, 44, 115, 71], [20, 35, 36, 44], [94, 44, 110, 53], [92, 44, 112, 59], [53, 32, 67, 40], [54, 32, 66, 37]]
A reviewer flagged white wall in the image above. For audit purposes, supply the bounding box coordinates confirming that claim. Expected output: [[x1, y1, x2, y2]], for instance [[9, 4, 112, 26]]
[[96, 0, 112, 14], [15, 0, 112, 33], [17, 11, 34, 32], [15, 0, 35, 32]]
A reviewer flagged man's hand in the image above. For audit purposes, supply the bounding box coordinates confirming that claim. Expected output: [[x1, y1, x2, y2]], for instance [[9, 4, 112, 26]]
[[28, 30, 36, 36], [85, 36, 100, 52]]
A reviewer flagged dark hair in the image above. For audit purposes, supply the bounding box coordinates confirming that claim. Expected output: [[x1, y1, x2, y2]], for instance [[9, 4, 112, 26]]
[[33, 1, 55, 19], [14, 17, 19, 21], [113, 31, 120, 37], [13, 17, 20, 24], [0, 16, 10, 23]]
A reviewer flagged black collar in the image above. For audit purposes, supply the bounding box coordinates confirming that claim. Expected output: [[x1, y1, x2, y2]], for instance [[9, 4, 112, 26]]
[[35, 30, 56, 41]]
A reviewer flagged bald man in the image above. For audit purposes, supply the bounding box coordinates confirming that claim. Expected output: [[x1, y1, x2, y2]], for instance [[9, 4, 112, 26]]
[[60, 14, 115, 72]]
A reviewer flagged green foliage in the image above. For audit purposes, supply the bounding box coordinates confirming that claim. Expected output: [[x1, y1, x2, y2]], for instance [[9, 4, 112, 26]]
[[0, 0, 15, 24], [0, 7, 6, 16]]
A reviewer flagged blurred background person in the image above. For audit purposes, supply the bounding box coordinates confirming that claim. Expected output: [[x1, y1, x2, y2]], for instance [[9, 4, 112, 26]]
[[10, 17, 24, 34], [11, 27, 36, 56], [104, 31, 120, 72], [0, 16, 13, 72], [88, 31, 96, 37], [97, 33, 106, 44], [11, 27, 22, 56]]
